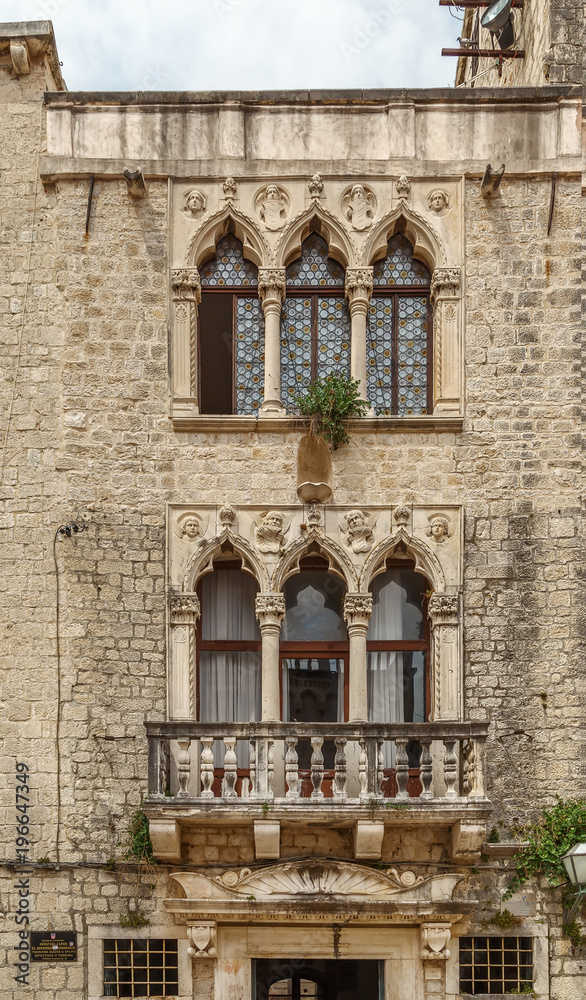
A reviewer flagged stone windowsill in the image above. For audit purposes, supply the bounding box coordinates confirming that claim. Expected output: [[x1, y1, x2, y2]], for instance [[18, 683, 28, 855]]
[[170, 414, 465, 433]]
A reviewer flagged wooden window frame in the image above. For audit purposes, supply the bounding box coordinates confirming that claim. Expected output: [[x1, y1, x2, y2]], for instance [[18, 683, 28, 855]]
[[370, 283, 433, 415], [197, 285, 259, 416], [280, 643, 350, 722]]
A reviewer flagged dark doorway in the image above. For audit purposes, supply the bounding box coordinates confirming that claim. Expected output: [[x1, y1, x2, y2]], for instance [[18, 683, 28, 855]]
[[254, 959, 383, 1000]]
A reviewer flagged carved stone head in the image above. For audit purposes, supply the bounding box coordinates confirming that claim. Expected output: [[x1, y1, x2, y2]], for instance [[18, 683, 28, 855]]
[[184, 189, 206, 219], [426, 513, 451, 543], [428, 189, 450, 214]]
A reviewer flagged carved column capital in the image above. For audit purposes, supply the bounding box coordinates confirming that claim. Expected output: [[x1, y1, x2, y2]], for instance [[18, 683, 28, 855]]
[[171, 267, 202, 303], [428, 594, 459, 628], [344, 593, 373, 631], [430, 267, 461, 305], [255, 593, 286, 630], [345, 267, 374, 310], [420, 922, 451, 961], [170, 594, 201, 625], [258, 268, 286, 307]]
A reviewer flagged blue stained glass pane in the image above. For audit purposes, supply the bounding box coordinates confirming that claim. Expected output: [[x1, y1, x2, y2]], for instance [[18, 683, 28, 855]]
[[200, 234, 258, 287], [367, 298, 393, 415], [373, 234, 430, 286], [286, 233, 345, 287], [317, 297, 351, 378], [397, 296, 428, 415], [235, 297, 264, 414], [280, 298, 312, 408]]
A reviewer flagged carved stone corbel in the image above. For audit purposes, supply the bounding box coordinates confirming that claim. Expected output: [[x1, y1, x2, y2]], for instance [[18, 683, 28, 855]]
[[171, 267, 202, 416], [451, 819, 487, 862], [170, 595, 201, 720], [187, 922, 217, 958], [258, 268, 287, 414], [344, 594, 373, 723], [255, 594, 286, 722], [428, 594, 460, 720], [430, 267, 462, 415], [10, 41, 31, 76], [345, 267, 374, 404], [420, 922, 451, 960]]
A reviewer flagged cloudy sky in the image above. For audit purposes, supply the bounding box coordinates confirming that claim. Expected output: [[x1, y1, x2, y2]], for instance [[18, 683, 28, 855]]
[[3, 0, 465, 91]]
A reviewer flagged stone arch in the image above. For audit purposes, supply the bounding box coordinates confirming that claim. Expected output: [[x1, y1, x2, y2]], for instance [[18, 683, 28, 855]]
[[362, 206, 447, 272], [184, 206, 270, 270], [273, 534, 359, 593], [274, 206, 357, 270], [360, 528, 446, 593], [182, 530, 269, 593]]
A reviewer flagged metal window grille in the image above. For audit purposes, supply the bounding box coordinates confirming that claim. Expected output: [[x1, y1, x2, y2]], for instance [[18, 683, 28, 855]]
[[459, 936, 533, 995], [103, 938, 179, 998]]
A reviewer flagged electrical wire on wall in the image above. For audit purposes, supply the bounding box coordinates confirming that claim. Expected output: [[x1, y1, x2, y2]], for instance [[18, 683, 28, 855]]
[[53, 521, 86, 862]]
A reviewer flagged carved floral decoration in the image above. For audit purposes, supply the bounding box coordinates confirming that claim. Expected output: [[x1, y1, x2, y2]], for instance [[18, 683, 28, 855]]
[[396, 175, 411, 199], [308, 173, 324, 199]]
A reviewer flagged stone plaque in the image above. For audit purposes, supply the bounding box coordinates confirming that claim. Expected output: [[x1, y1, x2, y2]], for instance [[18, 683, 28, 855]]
[[502, 891, 536, 917], [31, 931, 77, 962]]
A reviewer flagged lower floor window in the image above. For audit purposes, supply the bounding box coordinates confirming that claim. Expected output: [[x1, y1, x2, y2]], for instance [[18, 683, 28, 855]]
[[103, 938, 178, 998], [459, 936, 533, 995]]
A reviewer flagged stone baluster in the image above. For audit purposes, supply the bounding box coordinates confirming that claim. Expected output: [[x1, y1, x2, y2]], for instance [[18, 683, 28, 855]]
[[462, 739, 475, 797], [343, 595, 373, 723], [285, 736, 300, 801], [170, 595, 200, 720], [255, 595, 286, 722], [420, 738, 434, 800], [358, 738, 368, 801], [200, 737, 215, 799], [249, 739, 257, 797], [443, 738, 458, 799], [395, 739, 410, 800], [430, 267, 462, 414], [250, 737, 275, 801], [148, 736, 167, 799], [223, 737, 238, 799], [333, 738, 348, 801], [268, 739, 275, 798], [170, 268, 201, 417], [428, 594, 461, 722], [310, 737, 324, 799], [258, 268, 286, 414], [376, 740, 385, 798], [177, 738, 191, 798], [345, 268, 374, 405]]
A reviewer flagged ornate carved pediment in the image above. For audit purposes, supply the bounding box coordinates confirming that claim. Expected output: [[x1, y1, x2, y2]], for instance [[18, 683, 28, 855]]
[[168, 860, 464, 902]]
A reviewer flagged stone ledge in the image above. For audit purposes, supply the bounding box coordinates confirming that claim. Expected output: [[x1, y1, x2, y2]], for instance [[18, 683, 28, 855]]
[[165, 414, 465, 434]]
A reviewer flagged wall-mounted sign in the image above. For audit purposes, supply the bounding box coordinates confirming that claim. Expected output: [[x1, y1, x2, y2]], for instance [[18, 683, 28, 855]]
[[30, 931, 77, 963], [502, 892, 536, 918]]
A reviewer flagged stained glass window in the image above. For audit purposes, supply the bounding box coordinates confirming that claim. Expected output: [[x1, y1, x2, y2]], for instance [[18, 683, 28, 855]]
[[281, 233, 349, 411], [200, 234, 258, 287], [198, 234, 263, 416], [367, 234, 431, 415]]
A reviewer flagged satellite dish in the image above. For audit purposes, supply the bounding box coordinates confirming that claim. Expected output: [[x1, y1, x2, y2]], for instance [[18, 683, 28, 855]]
[[481, 0, 514, 31]]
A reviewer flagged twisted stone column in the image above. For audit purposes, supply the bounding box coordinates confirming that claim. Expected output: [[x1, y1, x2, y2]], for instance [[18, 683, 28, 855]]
[[344, 594, 373, 721], [170, 268, 201, 417], [258, 268, 286, 414], [255, 594, 286, 720]]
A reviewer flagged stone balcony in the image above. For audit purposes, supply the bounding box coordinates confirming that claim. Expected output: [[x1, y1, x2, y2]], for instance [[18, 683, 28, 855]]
[[144, 721, 491, 863]]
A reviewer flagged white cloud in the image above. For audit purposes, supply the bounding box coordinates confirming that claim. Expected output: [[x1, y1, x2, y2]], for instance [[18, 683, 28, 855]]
[[2, 0, 464, 91]]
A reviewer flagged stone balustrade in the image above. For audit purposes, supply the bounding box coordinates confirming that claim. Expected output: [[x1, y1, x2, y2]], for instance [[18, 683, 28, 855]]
[[145, 721, 488, 805]]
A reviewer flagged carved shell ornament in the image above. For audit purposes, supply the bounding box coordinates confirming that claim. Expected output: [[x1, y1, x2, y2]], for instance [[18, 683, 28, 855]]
[[255, 184, 290, 231], [342, 184, 376, 231], [183, 188, 207, 220]]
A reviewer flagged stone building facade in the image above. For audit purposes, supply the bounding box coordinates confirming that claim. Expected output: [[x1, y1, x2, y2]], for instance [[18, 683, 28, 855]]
[[0, 9, 584, 1000]]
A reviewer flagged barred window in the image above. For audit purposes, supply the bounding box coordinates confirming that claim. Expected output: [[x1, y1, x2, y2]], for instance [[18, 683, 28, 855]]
[[459, 936, 533, 995], [103, 938, 178, 998]]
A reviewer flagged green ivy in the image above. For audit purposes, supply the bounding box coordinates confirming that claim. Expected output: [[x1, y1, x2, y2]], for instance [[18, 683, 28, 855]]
[[490, 909, 522, 929], [294, 373, 369, 450], [122, 809, 155, 865], [119, 909, 150, 929], [504, 797, 586, 898]]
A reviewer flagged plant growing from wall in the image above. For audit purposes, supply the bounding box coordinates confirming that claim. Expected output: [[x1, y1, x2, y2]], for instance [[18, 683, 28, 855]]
[[119, 908, 150, 929], [122, 809, 155, 865], [294, 373, 369, 450]]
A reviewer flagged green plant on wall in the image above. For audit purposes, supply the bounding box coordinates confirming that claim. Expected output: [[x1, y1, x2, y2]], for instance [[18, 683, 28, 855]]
[[294, 373, 369, 451], [122, 809, 155, 865]]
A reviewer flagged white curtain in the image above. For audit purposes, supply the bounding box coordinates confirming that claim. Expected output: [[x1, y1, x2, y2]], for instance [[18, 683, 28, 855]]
[[200, 570, 261, 766], [368, 572, 406, 769]]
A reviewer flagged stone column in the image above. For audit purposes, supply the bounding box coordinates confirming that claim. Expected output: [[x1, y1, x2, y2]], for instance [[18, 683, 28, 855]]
[[255, 594, 286, 720], [170, 595, 201, 720], [430, 267, 462, 414], [258, 268, 286, 414], [428, 594, 461, 720], [344, 594, 373, 722], [345, 267, 373, 405], [170, 268, 201, 419]]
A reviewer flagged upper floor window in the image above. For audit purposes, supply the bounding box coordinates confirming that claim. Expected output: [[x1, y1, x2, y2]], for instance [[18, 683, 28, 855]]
[[367, 234, 431, 416], [199, 234, 264, 415], [281, 233, 351, 410]]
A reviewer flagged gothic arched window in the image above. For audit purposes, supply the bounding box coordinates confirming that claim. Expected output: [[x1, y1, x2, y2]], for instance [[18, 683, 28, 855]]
[[198, 234, 264, 415], [367, 234, 431, 416], [280, 233, 351, 410]]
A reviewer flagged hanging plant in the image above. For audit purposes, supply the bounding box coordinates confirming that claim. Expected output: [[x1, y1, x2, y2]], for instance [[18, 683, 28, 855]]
[[504, 797, 586, 898], [294, 373, 369, 451]]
